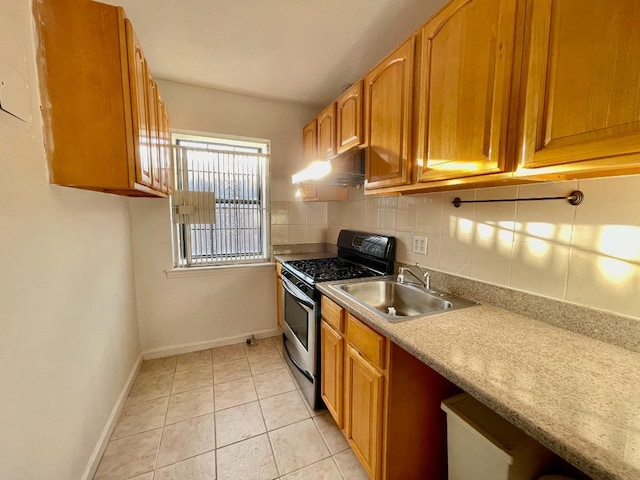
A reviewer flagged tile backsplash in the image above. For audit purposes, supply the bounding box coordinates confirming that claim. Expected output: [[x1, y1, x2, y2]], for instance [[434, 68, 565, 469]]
[[326, 176, 640, 320], [270, 201, 327, 245]]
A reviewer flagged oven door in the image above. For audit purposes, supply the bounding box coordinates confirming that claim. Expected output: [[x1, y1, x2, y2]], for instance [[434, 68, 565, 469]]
[[280, 275, 317, 380]]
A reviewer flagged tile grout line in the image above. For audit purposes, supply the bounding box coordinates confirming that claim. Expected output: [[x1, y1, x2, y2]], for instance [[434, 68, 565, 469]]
[[152, 360, 177, 476], [211, 349, 218, 480], [153, 447, 218, 477], [154, 350, 216, 476], [106, 338, 300, 479]]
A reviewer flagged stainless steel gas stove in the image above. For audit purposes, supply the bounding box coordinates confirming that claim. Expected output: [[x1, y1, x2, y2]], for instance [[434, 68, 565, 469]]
[[280, 230, 396, 409]]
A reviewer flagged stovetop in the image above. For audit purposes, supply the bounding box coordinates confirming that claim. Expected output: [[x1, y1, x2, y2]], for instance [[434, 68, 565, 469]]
[[284, 257, 382, 285]]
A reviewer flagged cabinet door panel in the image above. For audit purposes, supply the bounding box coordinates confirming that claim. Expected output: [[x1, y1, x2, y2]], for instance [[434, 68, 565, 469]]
[[337, 80, 364, 153], [321, 321, 344, 428], [345, 345, 384, 479], [318, 103, 337, 158], [518, 0, 640, 172], [365, 37, 415, 190], [147, 78, 161, 191], [125, 20, 152, 187], [417, 0, 517, 182], [303, 119, 318, 163], [158, 99, 170, 193]]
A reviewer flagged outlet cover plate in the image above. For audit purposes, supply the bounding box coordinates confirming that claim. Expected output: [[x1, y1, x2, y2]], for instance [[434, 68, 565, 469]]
[[412, 235, 428, 255]]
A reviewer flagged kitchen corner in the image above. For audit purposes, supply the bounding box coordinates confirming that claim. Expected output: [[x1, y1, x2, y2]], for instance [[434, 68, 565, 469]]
[[5, 0, 640, 478], [317, 271, 640, 480]]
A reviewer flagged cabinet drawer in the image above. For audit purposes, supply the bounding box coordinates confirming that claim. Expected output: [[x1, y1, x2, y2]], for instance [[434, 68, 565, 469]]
[[321, 296, 345, 333], [347, 313, 387, 369]]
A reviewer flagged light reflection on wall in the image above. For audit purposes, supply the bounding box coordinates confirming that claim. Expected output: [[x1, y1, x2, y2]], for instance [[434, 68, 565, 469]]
[[327, 180, 640, 318], [597, 225, 640, 262], [450, 217, 474, 240], [595, 225, 640, 282], [524, 222, 555, 240]]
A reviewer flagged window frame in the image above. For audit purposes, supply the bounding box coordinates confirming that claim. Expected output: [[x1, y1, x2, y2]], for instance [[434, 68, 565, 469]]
[[170, 131, 271, 268]]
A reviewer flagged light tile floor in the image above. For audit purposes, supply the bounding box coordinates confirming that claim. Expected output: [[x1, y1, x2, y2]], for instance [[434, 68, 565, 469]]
[[94, 336, 368, 480]]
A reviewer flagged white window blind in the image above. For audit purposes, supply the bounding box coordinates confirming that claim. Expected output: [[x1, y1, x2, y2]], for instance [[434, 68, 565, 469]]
[[170, 135, 270, 267]]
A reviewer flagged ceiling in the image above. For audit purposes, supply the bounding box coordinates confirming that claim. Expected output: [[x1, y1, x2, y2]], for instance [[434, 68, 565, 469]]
[[102, 0, 446, 107]]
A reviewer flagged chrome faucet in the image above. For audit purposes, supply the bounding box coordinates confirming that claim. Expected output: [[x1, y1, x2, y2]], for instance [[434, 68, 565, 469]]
[[397, 263, 430, 289]]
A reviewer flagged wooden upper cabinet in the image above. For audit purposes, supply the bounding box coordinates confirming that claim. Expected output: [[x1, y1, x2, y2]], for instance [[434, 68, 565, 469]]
[[302, 118, 318, 163], [337, 80, 364, 153], [417, 0, 518, 183], [158, 99, 171, 193], [317, 103, 338, 158], [148, 78, 162, 191], [365, 37, 416, 190], [125, 20, 152, 188], [34, 0, 169, 197], [299, 117, 346, 202], [516, 0, 640, 178]]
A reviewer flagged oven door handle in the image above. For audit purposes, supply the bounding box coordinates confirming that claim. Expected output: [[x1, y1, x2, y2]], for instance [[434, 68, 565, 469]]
[[281, 275, 315, 310], [283, 335, 314, 383]]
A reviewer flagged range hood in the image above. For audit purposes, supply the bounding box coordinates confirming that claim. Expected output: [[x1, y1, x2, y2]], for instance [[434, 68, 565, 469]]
[[292, 148, 364, 186]]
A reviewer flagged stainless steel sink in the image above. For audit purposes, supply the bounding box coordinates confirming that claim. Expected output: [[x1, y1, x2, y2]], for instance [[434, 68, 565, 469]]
[[331, 278, 478, 322]]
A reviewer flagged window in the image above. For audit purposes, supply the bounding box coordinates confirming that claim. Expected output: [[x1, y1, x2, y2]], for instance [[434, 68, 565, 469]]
[[170, 133, 270, 267]]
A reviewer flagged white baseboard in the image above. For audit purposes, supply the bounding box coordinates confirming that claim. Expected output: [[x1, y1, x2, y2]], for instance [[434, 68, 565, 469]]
[[81, 353, 143, 480], [142, 327, 282, 359]]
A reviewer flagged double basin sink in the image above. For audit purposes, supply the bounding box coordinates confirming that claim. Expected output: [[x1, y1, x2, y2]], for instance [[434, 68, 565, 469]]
[[329, 276, 478, 323]]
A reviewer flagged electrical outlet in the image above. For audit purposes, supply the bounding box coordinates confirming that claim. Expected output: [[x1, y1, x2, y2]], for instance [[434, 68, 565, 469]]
[[412, 235, 428, 255]]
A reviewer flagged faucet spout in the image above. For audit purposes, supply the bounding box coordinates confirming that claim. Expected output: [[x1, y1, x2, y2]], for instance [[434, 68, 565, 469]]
[[397, 263, 430, 289]]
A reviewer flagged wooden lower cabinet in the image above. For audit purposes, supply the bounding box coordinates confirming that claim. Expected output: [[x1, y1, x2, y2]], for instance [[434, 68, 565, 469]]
[[320, 321, 344, 427], [320, 296, 462, 480], [345, 344, 385, 478]]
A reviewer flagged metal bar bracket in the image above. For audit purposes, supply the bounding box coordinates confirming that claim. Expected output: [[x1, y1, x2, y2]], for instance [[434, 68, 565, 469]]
[[452, 190, 584, 208]]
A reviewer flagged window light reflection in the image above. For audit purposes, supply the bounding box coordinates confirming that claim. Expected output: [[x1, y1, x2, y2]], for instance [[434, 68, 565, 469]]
[[449, 217, 474, 240], [524, 222, 555, 240], [596, 257, 633, 282], [527, 238, 551, 259]]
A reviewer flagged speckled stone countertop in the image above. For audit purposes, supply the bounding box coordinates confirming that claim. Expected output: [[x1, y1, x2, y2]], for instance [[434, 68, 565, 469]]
[[317, 277, 640, 480], [273, 252, 335, 263]]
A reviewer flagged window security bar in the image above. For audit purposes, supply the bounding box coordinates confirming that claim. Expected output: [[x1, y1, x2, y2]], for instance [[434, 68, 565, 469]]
[[170, 142, 270, 267], [452, 190, 584, 208]]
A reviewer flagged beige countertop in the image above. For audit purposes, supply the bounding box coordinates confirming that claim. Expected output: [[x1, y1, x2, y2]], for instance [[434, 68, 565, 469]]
[[274, 252, 335, 263], [317, 278, 640, 480]]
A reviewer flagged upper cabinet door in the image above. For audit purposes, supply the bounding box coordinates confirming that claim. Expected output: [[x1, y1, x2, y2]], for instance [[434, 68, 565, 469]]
[[158, 98, 171, 193], [517, 0, 640, 175], [365, 37, 415, 190], [302, 118, 318, 163], [337, 80, 364, 153], [148, 77, 162, 191], [317, 103, 338, 158], [416, 0, 518, 183], [125, 19, 152, 188]]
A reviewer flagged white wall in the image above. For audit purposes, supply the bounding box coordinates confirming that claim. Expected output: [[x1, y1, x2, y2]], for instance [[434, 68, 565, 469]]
[[156, 79, 320, 199], [0, 1, 141, 479], [131, 80, 319, 353], [328, 178, 640, 319]]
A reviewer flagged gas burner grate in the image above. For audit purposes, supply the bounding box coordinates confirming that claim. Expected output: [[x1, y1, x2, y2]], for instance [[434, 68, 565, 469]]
[[285, 257, 380, 283]]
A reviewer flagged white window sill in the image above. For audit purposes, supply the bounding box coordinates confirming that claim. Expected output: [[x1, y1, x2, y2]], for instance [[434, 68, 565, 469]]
[[165, 262, 275, 279]]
